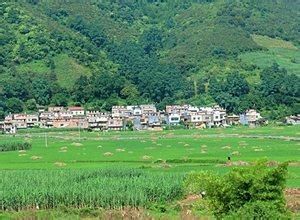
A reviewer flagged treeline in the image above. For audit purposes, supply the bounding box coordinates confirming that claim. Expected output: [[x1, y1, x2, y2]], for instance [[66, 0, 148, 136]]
[[0, 1, 299, 120]]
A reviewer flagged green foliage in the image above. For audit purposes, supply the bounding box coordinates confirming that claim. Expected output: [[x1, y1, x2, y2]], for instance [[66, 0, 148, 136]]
[[0, 0, 299, 118], [1, 168, 184, 210], [184, 162, 290, 218], [0, 142, 31, 152], [6, 98, 24, 113]]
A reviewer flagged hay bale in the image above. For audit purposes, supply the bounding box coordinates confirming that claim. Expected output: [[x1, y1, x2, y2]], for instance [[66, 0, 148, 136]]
[[54, 162, 67, 167], [31, 156, 42, 160], [97, 145, 103, 148], [142, 155, 151, 160], [201, 150, 207, 154], [231, 151, 240, 156], [254, 148, 264, 152], [201, 145, 207, 148], [60, 146, 68, 150], [184, 144, 190, 147], [18, 150, 26, 153], [221, 146, 231, 150], [103, 152, 113, 156], [71, 142, 82, 147], [116, 148, 125, 152]]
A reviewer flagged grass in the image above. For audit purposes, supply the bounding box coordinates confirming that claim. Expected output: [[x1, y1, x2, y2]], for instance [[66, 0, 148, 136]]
[[239, 35, 300, 75], [0, 125, 299, 185], [0, 125, 299, 217], [16, 53, 91, 88]]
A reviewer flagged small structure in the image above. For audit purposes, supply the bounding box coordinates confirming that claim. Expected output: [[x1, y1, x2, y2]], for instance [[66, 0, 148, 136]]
[[285, 115, 300, 125], [26, 114, 39, 128], [108, 117, 124, 130], [68, 106, 85, 116], [240, 109, 262, 127], [226, 114, 240, 125], [166, 113, 181, 125]]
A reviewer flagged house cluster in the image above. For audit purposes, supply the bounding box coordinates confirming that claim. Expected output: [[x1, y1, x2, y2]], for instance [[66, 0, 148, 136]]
[[0, 104, 264, 134]]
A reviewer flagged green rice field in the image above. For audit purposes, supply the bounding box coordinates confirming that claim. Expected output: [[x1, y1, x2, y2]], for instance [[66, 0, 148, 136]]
[[0, 125, 299, 217]]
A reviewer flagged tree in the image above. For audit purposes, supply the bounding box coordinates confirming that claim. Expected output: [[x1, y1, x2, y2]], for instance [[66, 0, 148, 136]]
[[51, 93, 68, 107], [25, 99, 37, 111], [140, 27, 163, 54], [72, 76, 91, 104], [31, 78, 52, 105], [224, 72, 249, 97], [6, 98, 24, 113], [184, 162, 289, 219]]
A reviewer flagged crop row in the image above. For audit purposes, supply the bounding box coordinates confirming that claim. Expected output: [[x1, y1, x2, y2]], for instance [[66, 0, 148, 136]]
[[0, 168, 184, 210]]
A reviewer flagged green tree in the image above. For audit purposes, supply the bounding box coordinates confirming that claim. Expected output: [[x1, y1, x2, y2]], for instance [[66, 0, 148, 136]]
[[31, 78, 52, 105], [185, 162, 289, 219], [6, 98, 24, 113], [25, 99, 37, 111]]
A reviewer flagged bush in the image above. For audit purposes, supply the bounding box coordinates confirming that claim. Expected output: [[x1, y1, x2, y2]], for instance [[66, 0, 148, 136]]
[[225, 201, 290, 220], [0, 142, 32, 152], [184, 162, 290, 219]]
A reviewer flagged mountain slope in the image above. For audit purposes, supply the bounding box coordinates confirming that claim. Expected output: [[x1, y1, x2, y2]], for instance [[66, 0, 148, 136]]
[[0, 0, 299, 119]]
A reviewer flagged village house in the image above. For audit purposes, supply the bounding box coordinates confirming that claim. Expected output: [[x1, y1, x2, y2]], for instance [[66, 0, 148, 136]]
[[86, 111, 109, 130], [140, 104, 157, 116], [166, 113, 181, 125], [68, 106, 85, 116], [108, 117, 124, 130], [240, 109, 262, 127], [112, 106, 133, 118], [0, 121, 4, 132], [285, 115, 300, 125], [26, 114, 39, 128], [48, 106, 65, 113], [39, 112, 55, 128], [148, 113, 161, 128], [226, 114, 240, 125]]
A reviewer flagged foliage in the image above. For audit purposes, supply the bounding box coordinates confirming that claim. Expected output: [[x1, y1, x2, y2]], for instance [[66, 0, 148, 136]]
[[0, 1, 299, 117], [1, 168, 184, 210], [184, 162, 290, 218], [0, 141, 31, 152]]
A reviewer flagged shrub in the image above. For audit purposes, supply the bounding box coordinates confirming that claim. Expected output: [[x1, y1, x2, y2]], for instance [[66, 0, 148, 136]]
[[225, 201, 290, 220], [0, 142, 32, 152], [184, 162, 290, 219]]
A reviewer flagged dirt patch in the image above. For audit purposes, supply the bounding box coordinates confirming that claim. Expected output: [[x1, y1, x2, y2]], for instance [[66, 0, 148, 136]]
[[289, 162, 300, 167], [285, 188, 300, 212]]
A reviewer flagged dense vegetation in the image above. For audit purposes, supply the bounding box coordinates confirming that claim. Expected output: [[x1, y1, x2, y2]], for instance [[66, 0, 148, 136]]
[[1, 168, 184, 210], [0, 0, 299, 120], [0, 141, 31, 152], [1, 163, 291, 219], [185, 162, 290, 218]]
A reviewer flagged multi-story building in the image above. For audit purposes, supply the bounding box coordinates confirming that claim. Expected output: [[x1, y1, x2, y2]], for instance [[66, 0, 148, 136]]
[[240, 109, 262, 127]]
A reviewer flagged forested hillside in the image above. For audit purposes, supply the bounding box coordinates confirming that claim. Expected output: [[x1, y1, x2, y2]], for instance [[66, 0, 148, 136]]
[[0, 0, 299, 120]]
